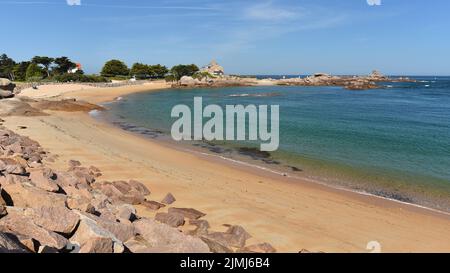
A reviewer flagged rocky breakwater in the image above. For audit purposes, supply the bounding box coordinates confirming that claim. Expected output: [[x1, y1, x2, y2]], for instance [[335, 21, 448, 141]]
[[0, 127, 276, 253], [0, 78, 18, 99], [277, 70, 415, 90]]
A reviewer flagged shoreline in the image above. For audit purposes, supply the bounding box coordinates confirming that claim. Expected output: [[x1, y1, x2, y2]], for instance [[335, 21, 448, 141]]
[[94, 105, 450, 219], [5, 82, 450, 252], [97, 84, 450, 215]]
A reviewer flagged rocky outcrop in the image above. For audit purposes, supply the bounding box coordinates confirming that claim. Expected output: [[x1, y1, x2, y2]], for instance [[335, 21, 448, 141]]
[[179, 76, 202, 87], [133, 218, 209, 253], [276, 71, 415, 90], [0, 232, 30, 253], [0, 79, 16, 99], [0, 126, 277, 253], [175, 75, 258, 88]]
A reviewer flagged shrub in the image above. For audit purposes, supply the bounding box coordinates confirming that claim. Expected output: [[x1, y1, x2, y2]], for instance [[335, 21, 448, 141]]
[[170, 64, 199, 80], [25, 63, 44, 81], [165, 75, 176, 82], [101, 59, 129, 77]]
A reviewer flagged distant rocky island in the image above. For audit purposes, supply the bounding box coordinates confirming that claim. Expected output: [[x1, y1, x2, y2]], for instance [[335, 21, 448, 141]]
[[174, 61, 415, 90]]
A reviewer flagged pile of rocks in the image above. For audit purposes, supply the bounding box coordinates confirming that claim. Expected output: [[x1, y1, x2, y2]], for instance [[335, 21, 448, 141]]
[[0, 78, 17, 99], [276, 71, 414, 90], [0, 127, 276, 253], [176, 75, 257, 88]]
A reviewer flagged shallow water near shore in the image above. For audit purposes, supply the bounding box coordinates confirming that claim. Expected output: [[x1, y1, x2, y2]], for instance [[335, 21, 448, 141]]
[[96, 76, 450, 212]]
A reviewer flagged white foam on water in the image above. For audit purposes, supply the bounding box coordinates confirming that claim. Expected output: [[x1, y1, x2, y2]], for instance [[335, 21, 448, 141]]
[[88, 109, 101, 117]]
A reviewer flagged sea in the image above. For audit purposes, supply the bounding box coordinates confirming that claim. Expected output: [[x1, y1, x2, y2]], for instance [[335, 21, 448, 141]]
[[94, 76, 450, 212]]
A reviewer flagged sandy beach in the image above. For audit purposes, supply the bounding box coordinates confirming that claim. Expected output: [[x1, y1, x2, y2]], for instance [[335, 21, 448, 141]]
[[4, 81, 450, 253]]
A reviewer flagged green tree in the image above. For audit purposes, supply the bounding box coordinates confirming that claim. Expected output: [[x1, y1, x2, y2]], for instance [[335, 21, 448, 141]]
[[165, 75, 176, 83], [101, 59, 129, 77], [170, 64, 199, 81], [31, 56, 54, 78], [130, 63, 151, 79], [53, 57, 76, 75], [193, 71, 215, 81], [26, 63, 44, 81], [149, 64, 169, 78], [12, 61, 31, 81], [0, 54, 16, 80]]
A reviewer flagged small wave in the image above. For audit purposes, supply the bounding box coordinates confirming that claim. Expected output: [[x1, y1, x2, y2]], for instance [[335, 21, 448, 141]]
[[228, 92, 281, 98], [89, 109, 101, 116], [115, 96, 123, 101], [229, 94, 250, 97], [424, 85, 430, 87]]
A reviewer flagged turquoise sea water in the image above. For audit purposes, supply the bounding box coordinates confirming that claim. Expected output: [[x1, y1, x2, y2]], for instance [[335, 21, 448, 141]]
[[100, 77, 450, 211]]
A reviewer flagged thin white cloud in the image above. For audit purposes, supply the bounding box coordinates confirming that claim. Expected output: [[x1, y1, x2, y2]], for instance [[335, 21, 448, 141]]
[[367, 0, 382, 6], [244, 2, 299, 21], [67, 0, 81, 6]]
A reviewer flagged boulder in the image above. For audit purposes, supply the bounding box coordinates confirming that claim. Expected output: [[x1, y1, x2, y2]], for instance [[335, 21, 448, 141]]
[[187, 219, 210, 236], [239, 243, 277, 253], [0, 173, 30, 185], [70, 212, 124, 253], [16, 234, 37, 252], [0, 90, 13, 99], [67, 196, 95, 213], [141, 200, 165, 210], [0, 232, 30, 253], [90, 192, 112, 211], [124, 236, 154, 253], [114, 204, 136, 222], [96, 208, 117, 222], [204, 225, 251, 248], [68, 160, 81, 168], [1, 183, 67, 209], [179, 76, 201, 87], [29, 168, 60, 192], [155, 212, 185, 228], [200, 236, 233, 253], [97, 219, 135, 242], [128, 180, 150, 195], [23, 206, 80, 234], [0, 78, 15, 92], [94, 181, 145, 205], [0, 158, 26, 175], [133, 218, 210, 253], [67, 166, 96, 186], [0, 213, 68, 249], [89, 166, 102, 177], [168, 207, 206, 220], [161, 193, 176, 205]]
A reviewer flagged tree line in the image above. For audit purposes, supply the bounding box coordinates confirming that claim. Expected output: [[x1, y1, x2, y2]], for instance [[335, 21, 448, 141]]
[[1, 53, 204, 83], [0, 54, 80, 82]]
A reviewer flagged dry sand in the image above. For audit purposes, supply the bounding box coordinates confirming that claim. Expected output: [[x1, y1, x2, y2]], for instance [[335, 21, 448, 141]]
[[4, 81, 450, 253]]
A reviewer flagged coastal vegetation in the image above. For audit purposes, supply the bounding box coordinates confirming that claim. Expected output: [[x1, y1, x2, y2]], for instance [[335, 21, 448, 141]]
[[100, 59, 130, 78], [169, 64, 199, 81], [129, 63, 169, 80], [0, 53, 171, 83]]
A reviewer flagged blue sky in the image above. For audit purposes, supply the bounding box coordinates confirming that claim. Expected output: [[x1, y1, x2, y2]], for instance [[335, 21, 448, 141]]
[[1, 0, 449, 75]]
